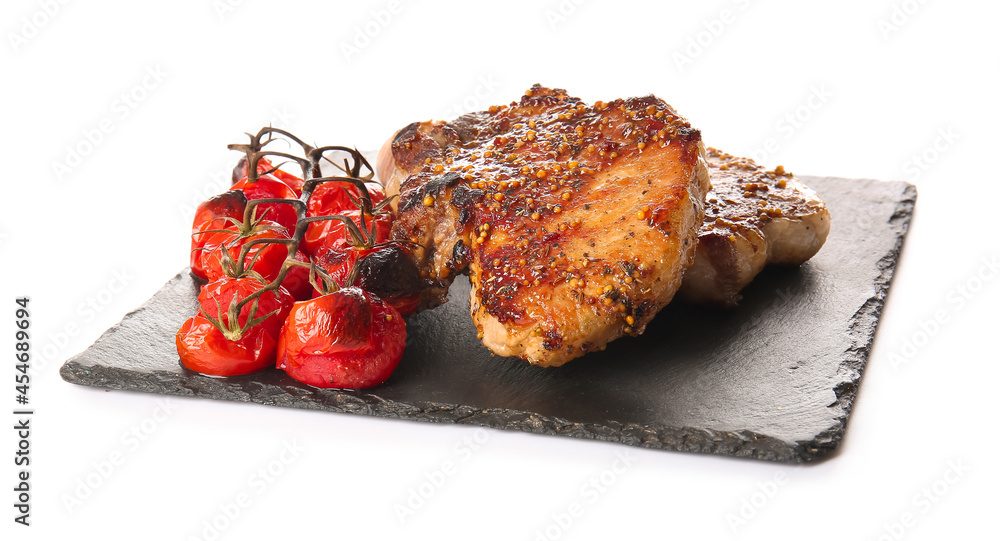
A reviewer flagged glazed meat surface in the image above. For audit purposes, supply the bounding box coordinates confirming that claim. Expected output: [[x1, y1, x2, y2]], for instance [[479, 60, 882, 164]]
[[378, 85, 709, 366], [678, 148, 830, 305]]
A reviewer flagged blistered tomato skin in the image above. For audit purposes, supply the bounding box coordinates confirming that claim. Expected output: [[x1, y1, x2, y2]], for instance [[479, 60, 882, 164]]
[[314, 243, 423, 316], [353, 244, 424, 315], [302, 210, 390, 258], [190, 190, 248, 273], [195, 220, 292, 283], [176, 315, 279, 376], [302, 181, 390, 257], [197, 276, 294, 339], [176, 276, 293, 376], [314, 238, 357, 288], [231, 174, 300, 233], [233, 156, 306, 196], [276, 288, 405, 389], [309, 180, 386, 213], [280, 250, 316, 301]]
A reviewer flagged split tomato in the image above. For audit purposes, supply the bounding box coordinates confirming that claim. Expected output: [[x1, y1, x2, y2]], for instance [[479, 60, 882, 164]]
[[276, 288, 405, 389]]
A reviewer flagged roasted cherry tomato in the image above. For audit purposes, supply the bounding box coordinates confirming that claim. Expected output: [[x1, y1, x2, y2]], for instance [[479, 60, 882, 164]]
[[190, 190, 248, 274], [231, 174, 300, 233], [194, 220, 293, 283], [280, 249, 315, 301], [176, 276, 293, 376], [301, 181, 389, 257], [316, 242, 423, 315], [276, 288, 405, 389], [198, 276, 294, 339], [308, 179, 386, 213], [353, 243, 424, 315], [233, 156, 305, 196], [196, 219, 314, 301], [303, 211, 392, 259], [177, 315, 278, 376], [313, 238, 356, 287]]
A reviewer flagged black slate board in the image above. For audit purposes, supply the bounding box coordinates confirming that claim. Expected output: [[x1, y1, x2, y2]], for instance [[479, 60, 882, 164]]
[[61, 177, 916, 463]]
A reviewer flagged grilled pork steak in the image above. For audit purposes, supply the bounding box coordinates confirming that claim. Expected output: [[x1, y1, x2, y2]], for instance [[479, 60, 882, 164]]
[[378, 85, 709, 366], [678, 148, 830, 305]]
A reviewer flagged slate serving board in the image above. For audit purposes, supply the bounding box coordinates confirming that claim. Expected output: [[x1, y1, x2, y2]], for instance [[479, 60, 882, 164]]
[[61, 176, 916, 463]]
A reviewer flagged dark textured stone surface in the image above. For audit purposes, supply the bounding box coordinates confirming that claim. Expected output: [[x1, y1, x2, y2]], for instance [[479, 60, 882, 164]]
[[60, 177, 916, 463]]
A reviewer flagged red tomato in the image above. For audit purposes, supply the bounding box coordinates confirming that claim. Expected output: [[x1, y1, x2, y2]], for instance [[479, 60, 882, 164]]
[[177, 315, 278, 376], [197, 276, 294, 340], [280, 249, 316, 301], [315, 242, 423, 315], [309, 179, 386, 213], [194, 220, 292, 283], [177, 276, 293, 376], [302, 210, 392, 259], [276, 288, 405, 389], [352, 243, 423, 316], [190, 191, 247, 274], [314, 237, 358, 288], [231, 174, 300, 233], [301, 180, 388, 257], [232, 156, 305, 196]]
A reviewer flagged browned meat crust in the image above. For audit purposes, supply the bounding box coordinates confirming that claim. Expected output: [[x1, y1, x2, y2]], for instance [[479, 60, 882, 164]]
[[380, 85, 710, 366], [678, 148, 831, 305]]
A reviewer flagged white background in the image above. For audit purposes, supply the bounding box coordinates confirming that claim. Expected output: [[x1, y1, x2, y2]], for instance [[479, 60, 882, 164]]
[[3, 0, 998, 539]]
